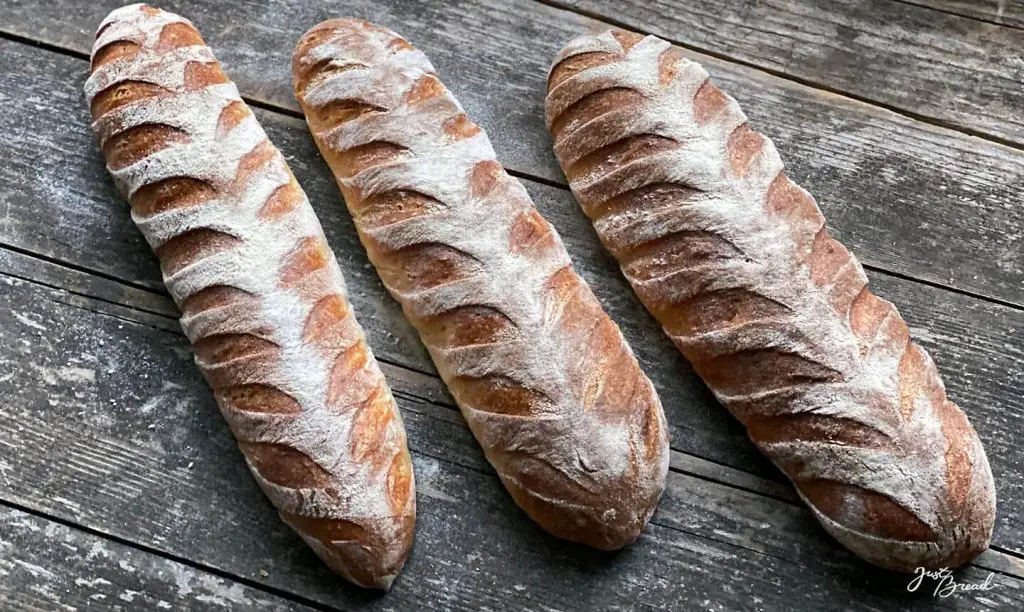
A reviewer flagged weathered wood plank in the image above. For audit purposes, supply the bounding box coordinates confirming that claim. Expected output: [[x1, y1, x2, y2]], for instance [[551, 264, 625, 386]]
[[976, 548, 1024, 582], [668, 449, 797, 503], [0, 508, 313, 611], [0, 246, 179, 320], [1, 270, 1022, 610], [560, 0, 1024, 144], [898, 0, 1024, 29], [1, 2, 1022, 304], [655, 473, 1024, 608]]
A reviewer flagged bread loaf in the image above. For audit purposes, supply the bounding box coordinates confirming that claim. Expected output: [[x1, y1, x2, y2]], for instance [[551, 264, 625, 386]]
[[292, 19, 669, 550], [85, 4, 414, 589], [545, 30, 996, 571]]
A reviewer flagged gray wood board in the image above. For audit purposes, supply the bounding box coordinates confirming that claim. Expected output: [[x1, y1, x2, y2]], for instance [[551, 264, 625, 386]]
[[1, 266, 1022, 610], [898, 0, 1024, 28], [0, 508, 313, 611], [560, 0, 1024, 144], [0, 37, 1023, 549], [1, 1, 1022, 305]]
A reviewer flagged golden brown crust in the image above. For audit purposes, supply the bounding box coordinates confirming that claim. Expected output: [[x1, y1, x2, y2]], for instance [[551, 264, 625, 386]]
[[86, 4, 414, 589], [293, 19, 670, 550], [546, 30, 996, 571]]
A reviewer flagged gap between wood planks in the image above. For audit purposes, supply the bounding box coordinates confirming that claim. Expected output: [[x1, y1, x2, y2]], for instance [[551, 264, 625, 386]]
[[3, 241, 1024, 585], [0, 497, 335, 612], [530, 0, 1024, 152], [0, 26, 1021, 315], [891, 0, 1024, 31]]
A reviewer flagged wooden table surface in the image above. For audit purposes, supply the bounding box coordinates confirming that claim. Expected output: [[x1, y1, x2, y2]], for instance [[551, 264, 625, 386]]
[[1, 0, 1022, 609]]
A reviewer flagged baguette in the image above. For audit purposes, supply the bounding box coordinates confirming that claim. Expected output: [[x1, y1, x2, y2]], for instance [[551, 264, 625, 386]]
[[292, 19, 669, 550], [85, 4, 414, 589], [545, 30, 996, 571]]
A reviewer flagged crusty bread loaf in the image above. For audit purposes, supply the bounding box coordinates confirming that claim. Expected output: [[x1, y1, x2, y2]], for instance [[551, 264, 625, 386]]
[[545, 30, 996, 571], [292, 19, 669, 550], [85, 4, 414, 589]]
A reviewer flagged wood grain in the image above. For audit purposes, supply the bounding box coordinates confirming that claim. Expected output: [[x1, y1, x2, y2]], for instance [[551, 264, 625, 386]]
[[1, 267, 1021, 610], [559, 0, 1024, 144], [0, 37, 1021, 547], [0, 508, 313, 611], [0, 2, 1022, 304], [898, 0, 1024, 29]]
